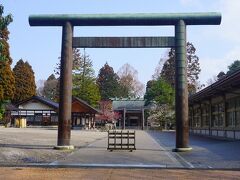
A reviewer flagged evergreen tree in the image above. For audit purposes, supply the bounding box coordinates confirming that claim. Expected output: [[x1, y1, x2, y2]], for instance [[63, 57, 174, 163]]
[[0, 4, 13, 63], [56, 48, 100, 107], [73, 77, 100, 107], [144, 78, 175, 129], [55, 48, 95, 78], [144, 78, 174, 106], [0, 4, 14, 120], [0, 62, 15, 101], [160, 42, 201, 93], [160, 49, 175, 87], [13, 59, 36, 102], [217, 71, 226, 80], [71, 49, 100, 107], [97, 62, 121, 100], [0, 4, 14, 101], [227, 60, 240, 75]]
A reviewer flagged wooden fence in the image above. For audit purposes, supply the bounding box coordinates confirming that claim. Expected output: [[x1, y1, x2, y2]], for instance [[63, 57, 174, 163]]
[[107, 130, 136, 151]]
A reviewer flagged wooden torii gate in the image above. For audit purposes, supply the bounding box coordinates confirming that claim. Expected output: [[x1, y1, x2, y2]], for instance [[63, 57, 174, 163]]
[[29, 12, 221, 151]]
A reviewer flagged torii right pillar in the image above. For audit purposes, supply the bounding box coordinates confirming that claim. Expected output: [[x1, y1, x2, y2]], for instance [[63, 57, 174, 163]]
[[174, 19, 191, 152]]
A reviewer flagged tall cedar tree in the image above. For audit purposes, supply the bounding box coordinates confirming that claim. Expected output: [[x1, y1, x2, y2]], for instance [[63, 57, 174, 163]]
[[13, 59, 36, 102], [72, 49, 100, 107], [97, 62, 121, 100], [42, 74, 59, 101], [0, 4, 15, 101], [55, 49, 95, 77], [144, 80, 155, 105], [0, 4, 15, 120], [0, 62, 14, 100], [55, 48, 100, 107], [160, 42, 201, 93]]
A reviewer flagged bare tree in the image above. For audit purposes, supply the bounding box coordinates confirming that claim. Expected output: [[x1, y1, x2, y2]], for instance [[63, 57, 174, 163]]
[[206, 75, 218, 86], [117, 63, 144, 97], [36, 79, 45, 96]]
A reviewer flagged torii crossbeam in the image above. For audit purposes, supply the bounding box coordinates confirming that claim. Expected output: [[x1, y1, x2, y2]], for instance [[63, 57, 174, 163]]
[[29, 13, 221, 151]]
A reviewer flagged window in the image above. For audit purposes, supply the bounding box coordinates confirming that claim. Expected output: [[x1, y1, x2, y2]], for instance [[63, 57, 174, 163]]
[[236, 98, 240, 127], [236, 98, 240, 108], [201, 104, 210, 127], [189, 108, 193, 127], [227, 111, 235, 127], [226, 99, 235, 127], [212, 103, 224, 127], [218, 112, 224, 126], [212, 104, 218, 127], [236, 111, 240, 127], [193, 107, 201, 127]]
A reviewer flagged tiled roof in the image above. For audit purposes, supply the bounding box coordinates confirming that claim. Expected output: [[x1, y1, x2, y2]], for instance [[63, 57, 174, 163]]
[[15, 96, 101, 113], [72, 97, 101, 113], [16, 96, 59, 109], [111, 98, 145, 110], [189, 69, 240, 103]]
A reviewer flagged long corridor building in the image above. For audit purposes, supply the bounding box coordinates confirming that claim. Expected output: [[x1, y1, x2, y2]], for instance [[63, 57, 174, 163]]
[[189, 70, 240, 139]]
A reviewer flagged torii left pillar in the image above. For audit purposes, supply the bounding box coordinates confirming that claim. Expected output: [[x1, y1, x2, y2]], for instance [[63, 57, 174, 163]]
[[55, 21, 74, 150]]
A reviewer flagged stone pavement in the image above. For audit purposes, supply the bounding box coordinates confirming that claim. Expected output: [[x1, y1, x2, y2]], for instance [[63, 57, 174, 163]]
[[51, 130, 183, 168], [0, 128, 107, 165], [1, 128, 240, 179], [148, 130, 240, 169], [1, 128, 240, 170]]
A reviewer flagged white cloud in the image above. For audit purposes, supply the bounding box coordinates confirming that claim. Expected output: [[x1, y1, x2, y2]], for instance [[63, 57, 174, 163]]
[[217, 0, 240, 43], [196, 0, 240, 85], [200, 46, 240, 84], [225, 46, 240, 61]]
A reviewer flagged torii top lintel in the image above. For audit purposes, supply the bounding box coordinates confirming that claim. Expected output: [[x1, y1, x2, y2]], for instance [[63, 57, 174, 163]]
[[29, 12, 221, 26]]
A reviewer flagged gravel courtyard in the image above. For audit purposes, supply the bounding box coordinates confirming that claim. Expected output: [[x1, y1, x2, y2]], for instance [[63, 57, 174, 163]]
[[0, 127, 107, 165]]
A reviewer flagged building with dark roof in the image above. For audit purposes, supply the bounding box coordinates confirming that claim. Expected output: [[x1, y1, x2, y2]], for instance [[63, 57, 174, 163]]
[[111, 98, 146, 129], [9, 96, 100, 128], [10, 96, 58, 126], [16, 96, 59, 109], [189, 70, 240, 139]]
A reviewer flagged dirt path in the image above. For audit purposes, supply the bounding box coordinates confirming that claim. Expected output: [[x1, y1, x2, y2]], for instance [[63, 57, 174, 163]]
[[0, 167, 239, 180]]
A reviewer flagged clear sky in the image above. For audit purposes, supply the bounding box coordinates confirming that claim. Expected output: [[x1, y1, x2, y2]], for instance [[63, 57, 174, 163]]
[[2, 0, 240, 88]]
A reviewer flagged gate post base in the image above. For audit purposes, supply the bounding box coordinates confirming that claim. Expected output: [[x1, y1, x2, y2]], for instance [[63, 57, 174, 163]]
[[54, 145, 74, 150], [172, 147, 192, 152]]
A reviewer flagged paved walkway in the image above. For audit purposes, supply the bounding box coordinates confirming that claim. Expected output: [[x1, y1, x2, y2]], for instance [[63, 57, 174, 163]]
[[51, 130, 183, 168], [148, 131, 240, 169], [1, 128, 240, 179], [1, 128, 240, 170]]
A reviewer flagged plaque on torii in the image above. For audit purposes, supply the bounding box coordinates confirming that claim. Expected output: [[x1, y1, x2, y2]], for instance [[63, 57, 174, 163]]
[[29, 13, 221, 151]]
